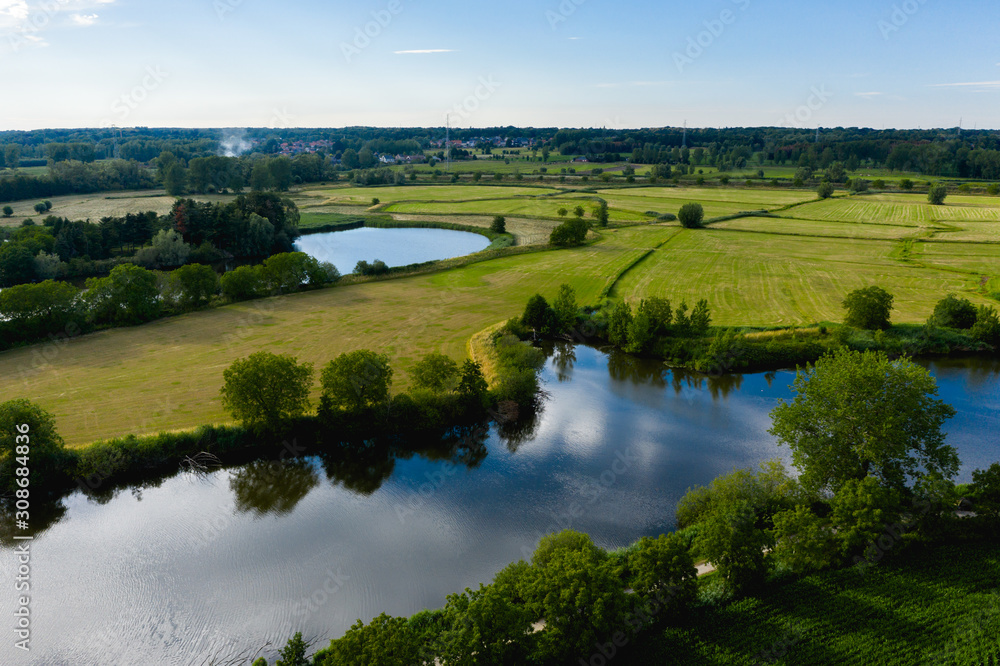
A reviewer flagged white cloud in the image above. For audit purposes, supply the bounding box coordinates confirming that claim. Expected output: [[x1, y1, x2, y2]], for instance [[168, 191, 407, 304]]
[[854, 91, 883, 98], [0, 0, 113, 45], [393, 49, 456, 54], [930, 81, 1000, 89]]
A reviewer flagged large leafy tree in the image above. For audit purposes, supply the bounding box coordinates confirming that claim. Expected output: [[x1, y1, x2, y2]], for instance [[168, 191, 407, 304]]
[[769, 348, 958, 494], [320, 350, 393, 413], [0, 399, 72, 494], [220, 352, 313, 434], [523, 531, 630, 663], [84, 263, 161, 326], [411, 353, 459, 392], [314, 613, 421, 666], [842, 286, 894, 329]]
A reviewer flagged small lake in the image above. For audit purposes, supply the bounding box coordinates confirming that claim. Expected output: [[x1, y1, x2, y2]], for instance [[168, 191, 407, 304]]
[[3, 347, 998, 664], [294, 227, 491, 275]]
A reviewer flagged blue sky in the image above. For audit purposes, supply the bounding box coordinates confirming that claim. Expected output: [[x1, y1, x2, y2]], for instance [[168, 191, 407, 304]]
[[1, 0, 998, 130]]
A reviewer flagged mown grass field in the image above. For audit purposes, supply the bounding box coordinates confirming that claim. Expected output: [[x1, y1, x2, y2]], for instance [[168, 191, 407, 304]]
[[1, 184, 998, 446], [0, 189, 236, 225], [623, 542, 1000, 665]]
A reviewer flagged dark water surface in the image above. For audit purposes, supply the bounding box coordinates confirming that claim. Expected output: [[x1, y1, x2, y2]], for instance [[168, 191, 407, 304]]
[[3, 346, 998, 664], [294, 227, 491, 275]]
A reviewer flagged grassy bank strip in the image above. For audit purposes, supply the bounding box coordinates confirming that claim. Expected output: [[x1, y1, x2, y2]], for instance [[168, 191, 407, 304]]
[[468, 322, 507, 387]]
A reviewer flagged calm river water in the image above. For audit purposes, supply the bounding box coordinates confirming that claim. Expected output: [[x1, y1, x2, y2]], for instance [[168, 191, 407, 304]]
[[3, 346, 998, 664]]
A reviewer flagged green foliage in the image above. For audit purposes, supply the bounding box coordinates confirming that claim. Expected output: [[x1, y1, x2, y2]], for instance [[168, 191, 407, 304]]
[[166, 263, 219, 310], [220, 264, 267, 301], [928, 183, 948, 205], [678, 202, 705, 228], [607, 300, 633, 347], [411, 353, 459, 392], [695, 499, 771, 596], [2, 205, 12, 217], [354, 259, 389, 276], [220, 352, 313, 434], [457, 359, 489, 407], [0, 399, 73, 495], [842, 285, 893, 329], [0, 279, 81, 343], [437, 582, 534, 665], [551, 283, 578, 332], [549, 217, 589, 246], [627, 533, 698, 618], [275, 632, 310, 666], [899, 177, 914, 190], [627, 304, 655, 353], [520, 293, 552, 332], [929, 294, 978, 329], [490, 215, 506, 234], [772, 505, 838, 573], [970, 463, 1000, 518], [84, 263, 161, 326], [315, 613, 421, 666], [817, 182, 834, 199], [261, 252, 322, 293], [769, 348, 958, 494], [675, 461, 798, 531], [970, 305, 1000, 346], [523, 530, 631, 663], [320, 350, 393, 413], [830, 476, 903, 559], [689, 298, 711, 335]]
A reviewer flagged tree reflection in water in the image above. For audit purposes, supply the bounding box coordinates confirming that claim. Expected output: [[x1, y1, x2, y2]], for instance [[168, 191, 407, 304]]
[[551, 342, 577, 383], [229, 457, 320, 517]]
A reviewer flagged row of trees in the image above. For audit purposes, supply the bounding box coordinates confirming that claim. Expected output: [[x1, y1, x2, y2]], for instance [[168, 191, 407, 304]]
[[219, 350, 490, 436], [0, 252, 338, 350]]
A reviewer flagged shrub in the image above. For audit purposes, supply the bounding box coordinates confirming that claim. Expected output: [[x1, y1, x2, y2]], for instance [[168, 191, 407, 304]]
[[971, 305, 1000, 345], [928, 183, 948, 205], [817, 182, 834, 199], [929, 294, 978, 329], [987, 183, 1000, 195], [490, 215, 506, 234], [320, 350, 392, 417], [678, 202, 704, 228], [900, 178, 914, 190], [220, 265, 267, 301], [549, 217, 589, 246], [842, 286, 893, 330]]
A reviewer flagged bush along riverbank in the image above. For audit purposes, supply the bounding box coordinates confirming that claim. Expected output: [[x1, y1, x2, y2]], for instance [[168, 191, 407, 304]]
[[512, 284, 999, 375], [0, 329, 547, 514]]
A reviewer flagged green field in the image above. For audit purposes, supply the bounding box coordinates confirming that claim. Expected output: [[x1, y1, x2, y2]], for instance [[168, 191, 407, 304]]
[[1, 184, 998, 446], [623, 542, 1000, 665], [0, 189, 236, 226]]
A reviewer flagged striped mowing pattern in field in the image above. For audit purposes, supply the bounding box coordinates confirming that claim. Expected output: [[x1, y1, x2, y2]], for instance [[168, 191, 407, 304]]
[[301, 185, 560, 205], [785, 195, 1000, 226], [915, 241, 1000, 275], [596, 187, 817, 207], [710, 216, 921, 240], [613, 229, 989, 326]]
